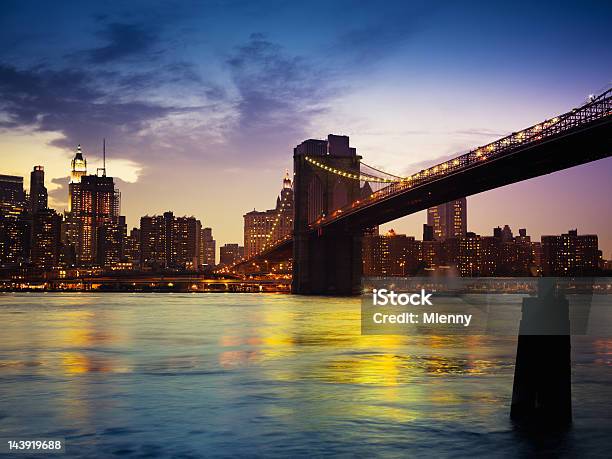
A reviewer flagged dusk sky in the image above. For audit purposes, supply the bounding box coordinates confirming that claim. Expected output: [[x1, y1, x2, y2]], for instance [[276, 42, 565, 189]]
[[1, 0, 611, 256]]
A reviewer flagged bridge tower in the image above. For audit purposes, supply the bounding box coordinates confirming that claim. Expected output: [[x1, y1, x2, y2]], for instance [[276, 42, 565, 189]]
[[292, 134, 363, 295]]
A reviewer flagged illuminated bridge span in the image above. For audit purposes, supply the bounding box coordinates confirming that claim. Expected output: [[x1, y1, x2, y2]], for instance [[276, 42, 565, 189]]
[[227, 88, 612, 293]]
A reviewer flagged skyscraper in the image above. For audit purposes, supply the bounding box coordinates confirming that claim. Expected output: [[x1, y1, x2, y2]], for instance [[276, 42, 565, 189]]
[[64, 145, 124, 266], [28, 165, 60, 272], [200, 227, 216, 268], [31, 208, 62, 270], [97, 215, 127, 267], [29, 166, 48, 214], [140, 214, 168, 269], [174, 216, 201, 270], [76, 174, 121, 265], [0, 175, 29, 267], [65, 145, 87, 253], [139, 212, 202, 270], [427, 198, 467, 241], [244, 171, 294, 258], [124, 227, 141, 266]]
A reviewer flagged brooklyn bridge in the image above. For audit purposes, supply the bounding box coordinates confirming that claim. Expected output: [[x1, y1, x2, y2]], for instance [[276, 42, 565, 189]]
[[220, 88, 612, 295]]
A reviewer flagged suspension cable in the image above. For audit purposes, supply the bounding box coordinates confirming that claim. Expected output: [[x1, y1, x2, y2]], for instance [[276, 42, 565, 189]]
[[304, 156, 403, 183]]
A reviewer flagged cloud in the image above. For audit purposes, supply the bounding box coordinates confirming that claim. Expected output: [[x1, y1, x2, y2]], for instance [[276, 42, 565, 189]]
[[86, 22, 159, 63], [48, 176, 69, 208], [0, 63, 174, 150], [223, 33, 340, 160]]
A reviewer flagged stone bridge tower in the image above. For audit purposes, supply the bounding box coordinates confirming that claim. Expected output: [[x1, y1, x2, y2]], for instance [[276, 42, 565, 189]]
[[292, 134, 363, 295]]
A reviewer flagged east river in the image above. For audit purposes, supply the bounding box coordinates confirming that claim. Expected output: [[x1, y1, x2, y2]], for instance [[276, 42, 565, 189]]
[[0, 293, 610, 457]]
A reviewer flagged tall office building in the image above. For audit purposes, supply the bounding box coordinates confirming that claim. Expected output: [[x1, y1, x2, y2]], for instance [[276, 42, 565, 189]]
[[28, 166, 61, 271], [244, 171, 294, 258], [200, 227, 216, 268], [64, 145, 86, 255], [65, 145, 88, 244], [97, 215, 127, 267], [76, 174, 121, 265], [31, 208, 62, 270], [427, 197, 467, 241], [124, 228, 141, 266], [64, 145, 124, 266], [0, 175, 29, 267], [140, 212, 202, 270], [140, 214, 168, 268], [174, 216, 201, 270], [220, 243, 244, 266], [29, 166, 48, 214]]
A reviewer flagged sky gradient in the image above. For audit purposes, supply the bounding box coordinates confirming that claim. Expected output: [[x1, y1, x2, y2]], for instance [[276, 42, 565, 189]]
[[1, 0, 611, 257]]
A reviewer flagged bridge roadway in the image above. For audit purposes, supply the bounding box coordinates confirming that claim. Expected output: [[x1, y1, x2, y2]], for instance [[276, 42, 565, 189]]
[[315, 107, 612, 232]]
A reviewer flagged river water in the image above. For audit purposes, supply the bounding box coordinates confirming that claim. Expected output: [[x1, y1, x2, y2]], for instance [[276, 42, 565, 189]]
[[0, 293, 610, 457]]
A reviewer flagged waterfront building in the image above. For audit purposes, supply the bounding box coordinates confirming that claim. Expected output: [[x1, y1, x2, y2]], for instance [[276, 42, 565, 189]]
[[541, 229, 601, 276], [480, 236, 500, 276], [363, 229, 420, 276], [0, 175, 29, 267], [140, 214, 169, 269], [220, 243, 244, 266], [140, 212, 202, 270], [174, 216, 201, 270], [125, 228, 141, 266], [97, 215, 127, 267], [458, 232, 480, 276], [31, 208, 62, 270]]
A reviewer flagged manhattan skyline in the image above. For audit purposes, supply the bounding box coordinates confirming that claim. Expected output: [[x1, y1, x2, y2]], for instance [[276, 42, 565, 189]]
[[1, 1, 611, 256]]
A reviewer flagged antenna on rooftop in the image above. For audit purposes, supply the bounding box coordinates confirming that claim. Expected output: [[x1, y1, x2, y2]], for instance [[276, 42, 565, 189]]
[[97, 138, 108, 177]]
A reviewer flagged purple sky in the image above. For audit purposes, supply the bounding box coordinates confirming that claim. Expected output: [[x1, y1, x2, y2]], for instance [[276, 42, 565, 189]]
[[0, 0, 611, 257]]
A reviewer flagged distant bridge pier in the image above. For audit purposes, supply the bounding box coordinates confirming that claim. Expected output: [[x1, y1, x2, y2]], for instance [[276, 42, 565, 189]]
[[292, 134, 363, 295]]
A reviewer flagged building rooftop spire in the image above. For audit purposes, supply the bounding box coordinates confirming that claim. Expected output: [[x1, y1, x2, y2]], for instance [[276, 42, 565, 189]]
[[283, 169, 292, 189], [70, 144, 87, 183]]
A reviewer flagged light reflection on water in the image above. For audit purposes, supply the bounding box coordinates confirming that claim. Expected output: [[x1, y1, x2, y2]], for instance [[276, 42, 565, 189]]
[[0, 293, 611, 458]]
